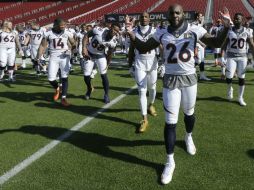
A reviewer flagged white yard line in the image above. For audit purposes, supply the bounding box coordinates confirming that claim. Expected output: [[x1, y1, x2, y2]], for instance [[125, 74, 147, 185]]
[[0, 84, 137, 185]]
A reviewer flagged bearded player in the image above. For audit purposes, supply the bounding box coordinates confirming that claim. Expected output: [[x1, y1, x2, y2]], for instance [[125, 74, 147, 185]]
[[125, 4, 231, 184]]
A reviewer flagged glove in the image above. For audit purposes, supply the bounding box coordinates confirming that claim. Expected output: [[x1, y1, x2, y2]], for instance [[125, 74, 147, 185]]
[[158, 64, 165, 78], [129, 66, 135, 78], [18, 50, 24, 57], [218, 57, 226, 67]]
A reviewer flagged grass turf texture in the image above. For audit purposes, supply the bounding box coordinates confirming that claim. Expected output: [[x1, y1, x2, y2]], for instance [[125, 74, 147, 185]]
[[0, 59, 254, 189]]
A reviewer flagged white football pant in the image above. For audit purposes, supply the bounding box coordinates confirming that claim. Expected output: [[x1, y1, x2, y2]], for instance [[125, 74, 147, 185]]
[[48, 54, 70, 81], [226, 57, 247, 79], [0, 47, 16, 67], [163, 84, 197, 124]]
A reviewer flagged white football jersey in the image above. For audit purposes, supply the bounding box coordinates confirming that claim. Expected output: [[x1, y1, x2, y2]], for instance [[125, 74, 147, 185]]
[[66, 28, 76, 39], [0, 30, 17, 48], [18, 30, 28, 46], [134, 25, 156, 59], [87, 27, 117, 55], [226, 27, 253, 56], [77, 31, 86, 47], [28, 27, 46, 46], [153, 22, 207, 75], [44, 29, 73, 55]]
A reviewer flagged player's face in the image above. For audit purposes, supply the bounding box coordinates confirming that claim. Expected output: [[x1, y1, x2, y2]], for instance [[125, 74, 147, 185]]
[[168, 5, 184, 28], [140, 13, 150, 26], [110, 25, 120, 37], [86, 26, 92, 32], [233, 15, 243, 27], [197, 14, 203, 23], [56, 21, 66, 32], [81, 25, 86, 31], [7, 22, 13, 30]]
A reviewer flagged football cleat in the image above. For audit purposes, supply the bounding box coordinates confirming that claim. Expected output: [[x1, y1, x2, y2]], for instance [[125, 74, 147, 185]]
[[53, 87, 60, 101], [185, 134, 196, 155], [8, 77, 16, 82], [161, 162, 175, 185], [61, 98, 70, 107], [84, 90, 92, 100], [148, 104, 157, 116], [103, 94, 110, 104], [227, 87, 233, 101], [139, 120, 148, 133], [199, 73, 211, 81], [238, 98, 247, 106]]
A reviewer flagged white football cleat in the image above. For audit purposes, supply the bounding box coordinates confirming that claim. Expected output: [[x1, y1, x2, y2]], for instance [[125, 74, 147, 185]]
[[238, 98, 247, 106], [227, 87, 233, 101], [161, 162, 175, 185], [199, 75, 211, 81], [185, 134, 196, 155]]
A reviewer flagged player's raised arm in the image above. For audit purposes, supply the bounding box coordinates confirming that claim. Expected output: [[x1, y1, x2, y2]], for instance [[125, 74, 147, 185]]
[[200, 7, 231, 47], [125, 15, 160, 53]]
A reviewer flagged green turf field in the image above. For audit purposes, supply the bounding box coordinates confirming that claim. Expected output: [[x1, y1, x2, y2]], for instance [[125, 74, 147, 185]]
[[0, 57, 254, 190]]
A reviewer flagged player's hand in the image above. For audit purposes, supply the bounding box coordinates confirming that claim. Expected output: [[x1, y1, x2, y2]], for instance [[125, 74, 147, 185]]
[[125, 15, 135, 33], [18, 50, 24, 57], [158, 64, 165, 78], [218, 57, 226, 67], [219, 7, 232, 27], [82, 49, 91, 60], [129, 66, 135, 78]]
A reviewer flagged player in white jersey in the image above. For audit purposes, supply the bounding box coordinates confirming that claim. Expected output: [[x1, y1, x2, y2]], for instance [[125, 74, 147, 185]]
[[66, 24, 77, 70], [245, 21, 254, 65], [128, 12, 158, 133], [16, 25, 29, 69], [210, 19, 223, 67], [77, 23, 87, 69], [125, 4, 231, 184], [25, 22, 46, 75], [0, 21, 23, 81], [82, 23, 120, 103], [37, 18, 76, 106], [193, 12, 211, 80], [221, 13, 254, 106]]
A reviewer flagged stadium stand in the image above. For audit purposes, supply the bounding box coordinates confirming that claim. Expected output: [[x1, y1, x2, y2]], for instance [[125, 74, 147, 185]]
[[213, 0, 251, 21], [0, 0, 253, 26], [152, 0, 208, 14], [247, 0, 254, 8], [70, 0, 161, 25]]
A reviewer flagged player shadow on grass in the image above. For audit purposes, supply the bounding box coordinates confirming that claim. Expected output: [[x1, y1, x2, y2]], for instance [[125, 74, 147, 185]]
[[247, 149, 254, 159], [0, 125, 165, 184], [197, 96, 240, 105], [34, 102, 140, 128], [0, 91, 71, 102]]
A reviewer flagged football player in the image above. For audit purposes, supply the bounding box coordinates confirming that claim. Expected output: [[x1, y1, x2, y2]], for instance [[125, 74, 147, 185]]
[[221, 13, 254, 106], [25, 22, 46, 75], [245, 21, 254, 65], [76, 23, 87, 70], [82, 22, 120, 103], [125, 4, 231, 184], [210, 19, 223, 67], [193, 12, 211, 80], [37, 18, 76, 106], [0, 21, 23, 81], [16, 25, 29, 69], [128, 12, 158, 133]]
